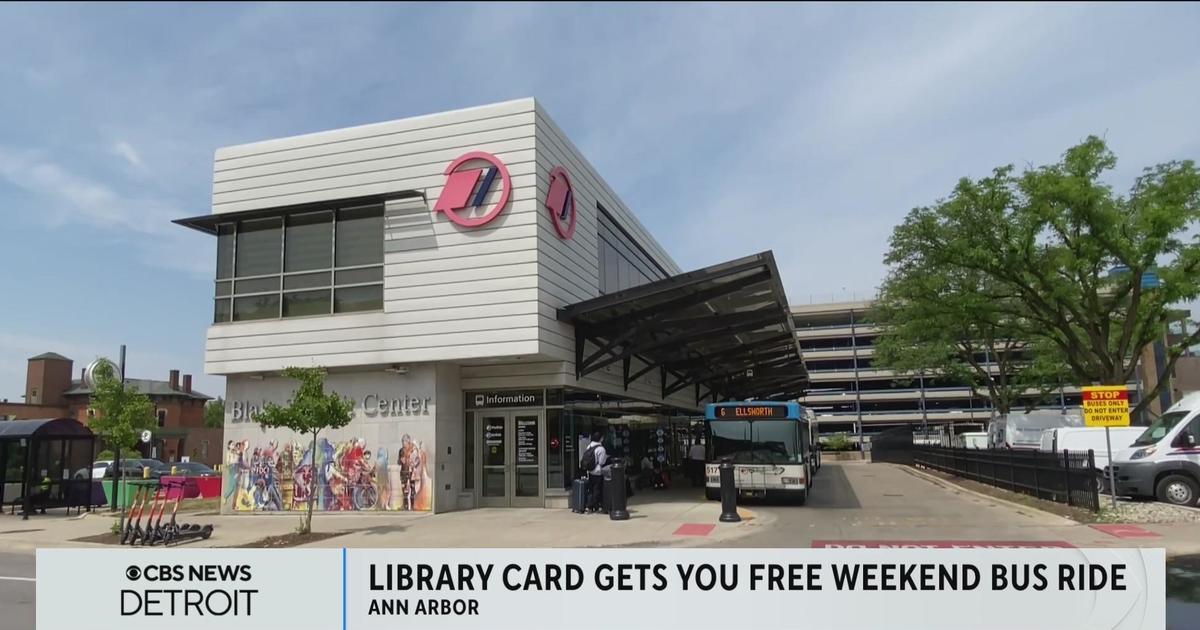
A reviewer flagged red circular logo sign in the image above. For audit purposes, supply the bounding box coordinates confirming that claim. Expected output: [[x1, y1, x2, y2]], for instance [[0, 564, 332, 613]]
[[432, 151, 513, 228], [546, 166, 576, 240]]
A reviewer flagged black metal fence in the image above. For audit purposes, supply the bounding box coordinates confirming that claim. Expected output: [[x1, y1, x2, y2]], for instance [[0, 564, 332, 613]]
[[869, 426, 915, 466], [913, 445, 1100, 512]]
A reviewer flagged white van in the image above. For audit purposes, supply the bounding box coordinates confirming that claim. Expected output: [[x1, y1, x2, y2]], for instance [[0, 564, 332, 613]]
[[1106, 392, 1200, 506], [1039, 427, 1144, 471], [988, 411, 1085, 450]]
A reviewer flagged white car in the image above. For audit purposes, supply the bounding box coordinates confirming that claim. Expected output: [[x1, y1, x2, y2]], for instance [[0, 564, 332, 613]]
[[91, 460, 112, 479]]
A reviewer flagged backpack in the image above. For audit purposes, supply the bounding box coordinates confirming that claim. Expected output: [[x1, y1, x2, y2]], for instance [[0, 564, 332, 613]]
[[580, 444, 599, 472]]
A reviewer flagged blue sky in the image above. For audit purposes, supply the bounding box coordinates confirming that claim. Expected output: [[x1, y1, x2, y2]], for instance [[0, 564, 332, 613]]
[[1, 2, 1198, 402]]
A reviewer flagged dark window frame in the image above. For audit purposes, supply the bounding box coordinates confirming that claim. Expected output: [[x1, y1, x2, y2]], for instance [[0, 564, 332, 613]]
[[213, 202, 384, 323]]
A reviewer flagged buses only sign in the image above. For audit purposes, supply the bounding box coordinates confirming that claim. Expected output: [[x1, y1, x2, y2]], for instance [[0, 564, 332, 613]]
[[1082, 386, 1130, 427]]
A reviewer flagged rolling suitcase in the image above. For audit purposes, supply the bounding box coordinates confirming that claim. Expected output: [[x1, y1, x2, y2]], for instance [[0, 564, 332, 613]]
[[570, 477, 588, 513]]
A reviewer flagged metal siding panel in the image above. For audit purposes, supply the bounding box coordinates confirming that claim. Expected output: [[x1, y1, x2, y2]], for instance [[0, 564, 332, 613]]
[[215, 118, 538, 178], [215, 99, 536, 161], [204, 102, 544, 375]]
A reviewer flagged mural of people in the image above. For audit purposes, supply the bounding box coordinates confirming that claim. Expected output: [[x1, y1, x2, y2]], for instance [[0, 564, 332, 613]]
[[226, 435, 429, 513]]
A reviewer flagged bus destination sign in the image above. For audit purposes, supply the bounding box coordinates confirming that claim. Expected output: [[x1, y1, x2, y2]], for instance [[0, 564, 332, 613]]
[[716, 405, 788, 419]]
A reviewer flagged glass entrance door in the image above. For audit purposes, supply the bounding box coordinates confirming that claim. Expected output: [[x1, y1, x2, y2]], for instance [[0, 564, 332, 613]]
[[478, 411, 543, 508]]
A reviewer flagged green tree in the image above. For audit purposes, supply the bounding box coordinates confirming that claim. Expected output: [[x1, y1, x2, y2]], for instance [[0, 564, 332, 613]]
[[255, 367, 353, 535], [873, 261, 1070, 415], [88, 359, 156, 522], [884, 137, 1200, 417], [204, 397, 225, 429]]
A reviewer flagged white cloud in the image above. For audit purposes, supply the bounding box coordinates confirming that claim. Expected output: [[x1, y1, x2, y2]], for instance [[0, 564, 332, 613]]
[[111, 140, 145, 170], [0, 146, 211, 275]]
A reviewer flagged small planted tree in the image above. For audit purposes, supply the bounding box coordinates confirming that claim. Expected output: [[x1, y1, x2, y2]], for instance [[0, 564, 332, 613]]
[[88, 360, 156, 525], [255, 367, 353, 535], [204, 397, 225, 429]]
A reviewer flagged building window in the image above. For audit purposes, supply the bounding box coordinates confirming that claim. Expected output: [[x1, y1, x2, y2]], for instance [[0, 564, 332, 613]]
[[157, 409, 167, 428], [546, 409, 563, 490], [30, 388, 39, 404], [596, 205, 667, 295], [463, 412, 475, 490], [214, 203, 384, 323]]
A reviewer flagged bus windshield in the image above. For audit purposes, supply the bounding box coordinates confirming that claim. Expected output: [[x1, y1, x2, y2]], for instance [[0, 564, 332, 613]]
[[709, 420, 801, 464], [1132, 410, 1190, 446]]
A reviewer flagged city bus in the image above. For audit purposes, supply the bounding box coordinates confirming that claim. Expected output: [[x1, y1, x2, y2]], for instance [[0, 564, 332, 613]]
[[703, 401, 813, 505], [804, 406, 821, 476]]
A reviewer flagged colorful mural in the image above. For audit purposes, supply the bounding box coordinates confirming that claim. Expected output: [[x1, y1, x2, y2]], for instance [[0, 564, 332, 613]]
[[224, 435, 431, 512]]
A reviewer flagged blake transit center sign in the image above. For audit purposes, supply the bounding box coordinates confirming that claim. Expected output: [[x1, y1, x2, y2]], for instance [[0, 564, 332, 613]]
[[230, 393, 432, 423], [37, 547, 1164, 629]]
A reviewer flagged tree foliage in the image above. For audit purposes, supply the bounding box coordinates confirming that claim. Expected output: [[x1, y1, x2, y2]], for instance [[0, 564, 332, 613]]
[[88, 360, 156, 452], [880, 136, 1200, 416], [873, 257, 1071, 415], [204, 397, 225, 429], [255, 367, 353, 534]]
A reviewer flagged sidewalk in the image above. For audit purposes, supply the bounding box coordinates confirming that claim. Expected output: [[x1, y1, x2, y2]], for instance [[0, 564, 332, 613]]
[[902, 465, 1200, 557], [0, 488, 769, 551]]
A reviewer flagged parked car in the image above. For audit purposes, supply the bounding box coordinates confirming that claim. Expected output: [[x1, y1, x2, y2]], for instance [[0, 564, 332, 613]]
[[91, 460, 112, 479], [169, 462, 218, 477], [1038, 427, 1144, 472], [100, 458, 167, 479], [1106, 392, 1200, 506], [988, 411, 1085, 450]]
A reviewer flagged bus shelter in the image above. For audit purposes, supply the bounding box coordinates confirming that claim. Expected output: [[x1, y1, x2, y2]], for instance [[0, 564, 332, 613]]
[[0, 418, 97, 518]]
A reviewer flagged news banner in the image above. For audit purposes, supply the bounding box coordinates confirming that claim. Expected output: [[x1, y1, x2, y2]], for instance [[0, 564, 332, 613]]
[[36, 547, 1163, 629]]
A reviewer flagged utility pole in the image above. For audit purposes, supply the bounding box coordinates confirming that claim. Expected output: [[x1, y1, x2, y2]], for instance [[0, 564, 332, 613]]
[[116, 345, 127, 531], [919, 371, 928, 430], [851, 308, 863, 456]]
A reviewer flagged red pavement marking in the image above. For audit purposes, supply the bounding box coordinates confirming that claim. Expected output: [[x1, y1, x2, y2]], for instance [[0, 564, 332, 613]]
[[1089, 524, 1161, 539], [811, 540, 1075, 548], [674, 523, 716, 537]]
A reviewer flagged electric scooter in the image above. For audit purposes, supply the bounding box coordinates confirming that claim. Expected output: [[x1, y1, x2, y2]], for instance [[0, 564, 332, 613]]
[[120, 486, 149, 545], [142, 485, 167, 546], [160, 486, 213, 545]]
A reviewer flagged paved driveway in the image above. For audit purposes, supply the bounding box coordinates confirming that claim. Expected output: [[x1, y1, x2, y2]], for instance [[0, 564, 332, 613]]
[[717, 461, 1080, 547], [0, 550, 35, 630]]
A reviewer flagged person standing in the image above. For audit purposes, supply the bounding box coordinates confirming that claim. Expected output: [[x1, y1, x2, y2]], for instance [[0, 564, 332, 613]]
[[581, 431, 608, 513], [688, 438, 707, 487]]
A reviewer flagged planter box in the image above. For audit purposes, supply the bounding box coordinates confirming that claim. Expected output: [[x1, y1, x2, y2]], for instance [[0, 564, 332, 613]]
[[824, 451, 870, 462]]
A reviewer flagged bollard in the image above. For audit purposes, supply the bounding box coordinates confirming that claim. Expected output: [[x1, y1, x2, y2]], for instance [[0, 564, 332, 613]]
[[719, 459, 740, 523], [609, 462, 630, 521]]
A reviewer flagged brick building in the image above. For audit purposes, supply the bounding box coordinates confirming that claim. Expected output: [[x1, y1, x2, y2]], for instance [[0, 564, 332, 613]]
[[0, 353, 221, 465]]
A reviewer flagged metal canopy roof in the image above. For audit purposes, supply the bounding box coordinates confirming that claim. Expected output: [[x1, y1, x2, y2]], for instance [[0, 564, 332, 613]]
[[558, 251, 808, 403], [0, 418, 92, 440]]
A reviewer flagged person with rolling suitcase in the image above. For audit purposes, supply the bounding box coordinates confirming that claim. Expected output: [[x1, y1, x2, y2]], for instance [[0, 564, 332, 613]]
[[580, 432, 607, 514]]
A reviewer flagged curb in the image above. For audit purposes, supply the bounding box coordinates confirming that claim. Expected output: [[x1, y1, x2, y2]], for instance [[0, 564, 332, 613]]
[[898, 464, 1078, 526]]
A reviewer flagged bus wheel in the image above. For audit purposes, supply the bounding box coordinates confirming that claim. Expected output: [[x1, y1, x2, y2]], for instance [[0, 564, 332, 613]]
[[704, 488, 719, 501]]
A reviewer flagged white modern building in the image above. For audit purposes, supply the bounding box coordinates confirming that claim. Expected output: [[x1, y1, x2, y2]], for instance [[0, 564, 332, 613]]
[[177, 99, 806, 514]]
